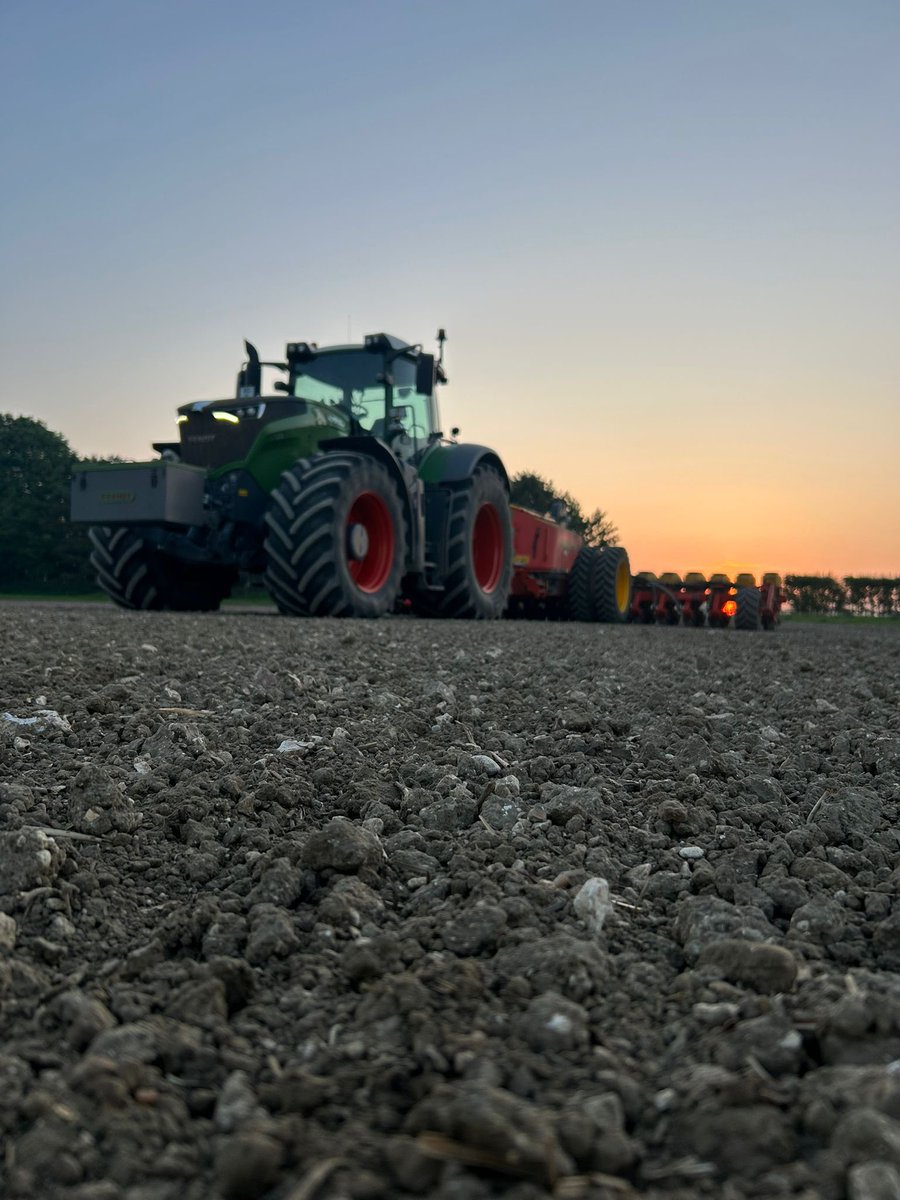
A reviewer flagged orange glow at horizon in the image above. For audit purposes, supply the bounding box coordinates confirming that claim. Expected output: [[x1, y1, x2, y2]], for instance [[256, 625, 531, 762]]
[[460, 356, 900, 581]]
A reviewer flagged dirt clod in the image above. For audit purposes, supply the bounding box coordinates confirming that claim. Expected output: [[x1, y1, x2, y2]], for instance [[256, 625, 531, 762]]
[[697, 937, 798, 993]]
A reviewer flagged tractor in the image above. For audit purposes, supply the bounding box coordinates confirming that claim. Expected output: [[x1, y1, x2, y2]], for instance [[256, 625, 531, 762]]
[[71, 332, 515, 619], [71, 330, 632, 624]]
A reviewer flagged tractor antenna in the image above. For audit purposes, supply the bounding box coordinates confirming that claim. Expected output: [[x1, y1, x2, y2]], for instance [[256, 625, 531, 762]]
[[437, 328, 446, 367]]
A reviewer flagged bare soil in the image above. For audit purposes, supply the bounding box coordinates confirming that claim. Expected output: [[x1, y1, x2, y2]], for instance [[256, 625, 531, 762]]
[[1, 610, 898, 1200]]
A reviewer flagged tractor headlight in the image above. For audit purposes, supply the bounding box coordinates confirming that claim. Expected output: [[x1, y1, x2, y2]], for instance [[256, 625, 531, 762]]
[[211, 411, 240, 424]]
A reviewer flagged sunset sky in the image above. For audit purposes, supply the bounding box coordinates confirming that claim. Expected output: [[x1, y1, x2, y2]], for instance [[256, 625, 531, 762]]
[[2, 0, 898, 577]]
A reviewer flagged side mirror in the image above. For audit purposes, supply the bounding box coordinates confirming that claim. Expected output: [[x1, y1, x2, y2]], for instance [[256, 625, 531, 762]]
[[415, 353, 435, 395], [273, 381, 289, 392]]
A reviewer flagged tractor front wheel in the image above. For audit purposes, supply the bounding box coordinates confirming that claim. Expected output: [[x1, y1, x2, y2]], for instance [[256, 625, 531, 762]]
[[263, 453, 406, 618], [592, 546, 632, 622], [430, 465, 513, 619], [89, 527, 236, 611]]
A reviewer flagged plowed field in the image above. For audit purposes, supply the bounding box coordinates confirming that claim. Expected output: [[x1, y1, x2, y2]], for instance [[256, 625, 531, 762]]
[[1, 609, 898, 1200]]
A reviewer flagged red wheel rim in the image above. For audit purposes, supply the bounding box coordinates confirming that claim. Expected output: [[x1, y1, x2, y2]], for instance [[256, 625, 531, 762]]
[[472, 502, 504, 593], [346, 492, 395, 593]]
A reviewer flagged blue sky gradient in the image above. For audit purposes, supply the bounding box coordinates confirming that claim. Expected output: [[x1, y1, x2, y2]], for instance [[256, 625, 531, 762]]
[[2, 0, 898, 572]]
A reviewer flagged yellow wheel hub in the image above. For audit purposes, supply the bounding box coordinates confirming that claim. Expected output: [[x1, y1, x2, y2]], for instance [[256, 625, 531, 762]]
[[616, 560, 630, 613]]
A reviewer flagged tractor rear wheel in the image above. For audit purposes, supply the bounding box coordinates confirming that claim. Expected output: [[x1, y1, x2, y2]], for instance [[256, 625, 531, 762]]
[[567, 547, 598, 621], [430, 465, 513, 619], [263, 453, 405, 618], [735, 586, 761, 631], [89, 527, 236, 611], [592, 546, 632, 622]]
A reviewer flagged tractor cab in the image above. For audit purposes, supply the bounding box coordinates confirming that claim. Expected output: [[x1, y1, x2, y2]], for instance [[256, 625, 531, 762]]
[[285, 332, 445, 461], [165, 332, 447, 471]]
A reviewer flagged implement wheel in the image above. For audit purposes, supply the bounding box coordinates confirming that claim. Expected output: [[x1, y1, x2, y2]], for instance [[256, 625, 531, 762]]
[[735, 586, 761, 631], [428, 464, 513, 619], [263, 453, 406, 617], [567, 547, 598, 621], [593, 546, 631, 623], [89, 527, 236, 611]]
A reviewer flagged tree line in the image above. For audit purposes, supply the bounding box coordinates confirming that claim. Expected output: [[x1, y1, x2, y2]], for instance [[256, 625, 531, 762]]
[[0, 415, 97, 590], [0, 415, 895, 610], [785, 575, 900, 617]]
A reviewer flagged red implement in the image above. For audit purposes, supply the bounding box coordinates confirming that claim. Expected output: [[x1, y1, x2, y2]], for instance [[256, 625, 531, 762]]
[[507, 505, 583, 611]]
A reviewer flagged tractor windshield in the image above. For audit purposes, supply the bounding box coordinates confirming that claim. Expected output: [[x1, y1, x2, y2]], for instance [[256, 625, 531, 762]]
[[291, 349, 436, 458]]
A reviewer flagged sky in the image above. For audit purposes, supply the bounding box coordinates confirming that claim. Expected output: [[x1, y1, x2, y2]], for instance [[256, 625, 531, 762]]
[[2, 0, 898, 577]]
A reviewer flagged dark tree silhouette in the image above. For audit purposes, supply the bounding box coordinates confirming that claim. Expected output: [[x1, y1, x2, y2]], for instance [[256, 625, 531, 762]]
[[509, 470, 619, 547], [0, 415, 94, 589]]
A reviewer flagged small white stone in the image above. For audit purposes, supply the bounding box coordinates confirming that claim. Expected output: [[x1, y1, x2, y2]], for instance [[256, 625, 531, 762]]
[[213, 1070, 262, 1132], [574, 877, 613, 936], [50, 914, 76, 940], [0, 913, 17, 952], [35, 709, 72, 732], [693, 1001, 739, 1025], [679, 846, 705, 860]]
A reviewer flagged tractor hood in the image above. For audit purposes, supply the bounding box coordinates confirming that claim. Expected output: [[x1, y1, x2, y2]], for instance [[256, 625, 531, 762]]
[[174, 395, 348, 469]]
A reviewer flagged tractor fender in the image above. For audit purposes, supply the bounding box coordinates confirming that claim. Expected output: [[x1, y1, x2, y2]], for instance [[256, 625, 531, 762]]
[[417, 443, 510, 489], [319, 436, 414, 500], [318, 436, 423, 570]]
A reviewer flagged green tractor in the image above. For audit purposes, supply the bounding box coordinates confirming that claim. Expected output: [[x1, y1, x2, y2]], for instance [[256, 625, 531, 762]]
[[71, 331, 513, 619]]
